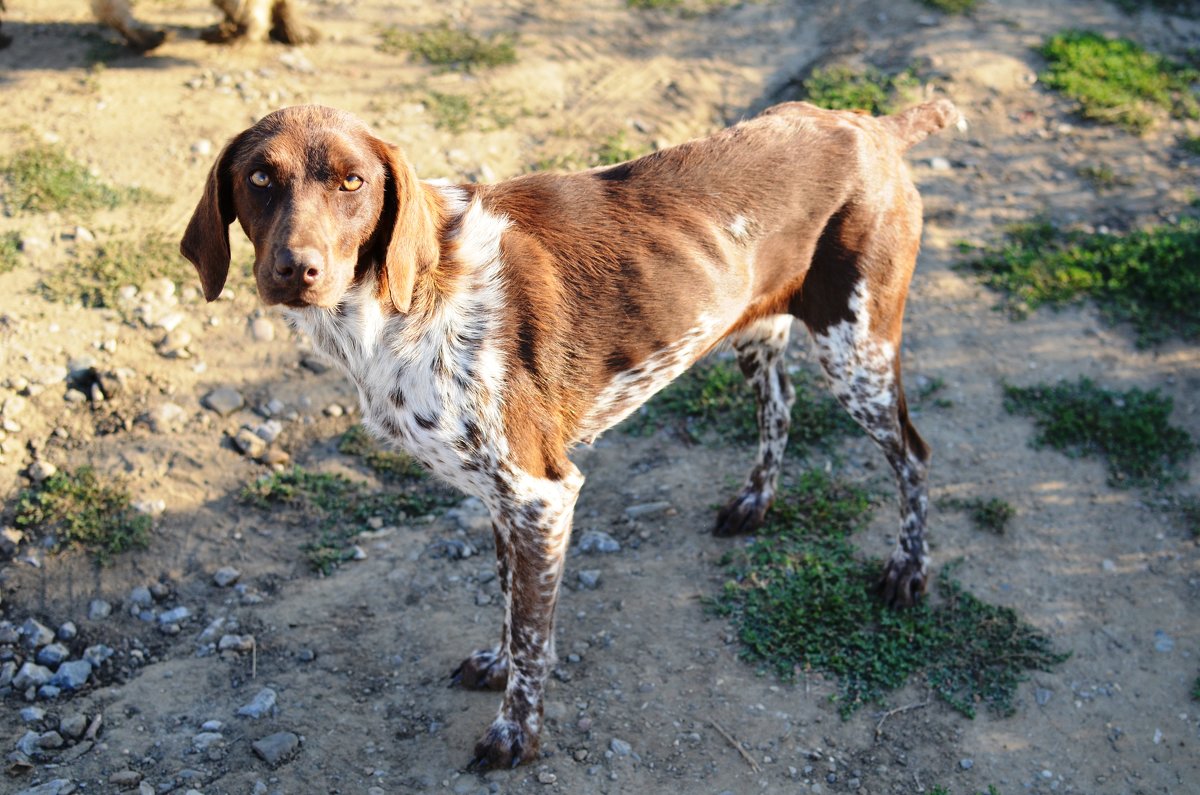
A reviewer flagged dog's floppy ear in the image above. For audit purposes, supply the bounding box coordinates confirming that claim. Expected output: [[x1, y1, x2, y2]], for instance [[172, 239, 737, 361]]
[[372, 139, 441, 314], [180, 131, 249, 302]]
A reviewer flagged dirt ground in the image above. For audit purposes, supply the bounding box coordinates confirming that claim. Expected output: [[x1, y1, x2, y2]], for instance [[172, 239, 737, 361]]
[[1, 0, 1199, 793]]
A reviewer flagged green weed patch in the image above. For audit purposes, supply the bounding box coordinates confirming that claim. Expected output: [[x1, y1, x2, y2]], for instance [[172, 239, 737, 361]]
[[621, 360, 856, 451], [1, 144, 129, 215], [38, 234, 194, 310], [940, 496, 1016, 534], [801, 65, 920, 115], [0, 231, 20, 274], [379, 22, 516, 72], [14, 466, 152, 564], [714, 470, 1068, 717], [1037, 31, 1199, 133], [338, 424, 428, 481], [242, 467, 459, 573], [1004, 378, 1193, 488], [919, 0, 979, 12], [959, 218, 1200, 346]]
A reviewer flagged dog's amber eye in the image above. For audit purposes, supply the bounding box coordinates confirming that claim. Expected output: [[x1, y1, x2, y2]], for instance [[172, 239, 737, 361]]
[[249, 170, 271, 189], [342, 175, 363, 192]]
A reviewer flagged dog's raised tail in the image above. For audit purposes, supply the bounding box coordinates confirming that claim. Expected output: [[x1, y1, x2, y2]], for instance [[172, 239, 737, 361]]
[[884, 98, 965, 151]]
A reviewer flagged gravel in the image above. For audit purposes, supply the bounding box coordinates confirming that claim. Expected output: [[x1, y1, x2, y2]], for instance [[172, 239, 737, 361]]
[[87, 600, 112, 620], [213, 567, 241, 587]]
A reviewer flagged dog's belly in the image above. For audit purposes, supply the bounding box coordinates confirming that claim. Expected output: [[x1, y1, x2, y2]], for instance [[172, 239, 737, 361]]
[[573, 312, 728, 444]]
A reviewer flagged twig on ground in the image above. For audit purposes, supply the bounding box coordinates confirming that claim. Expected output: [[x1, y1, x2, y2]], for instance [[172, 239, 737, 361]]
[[874, 698, 930, 740], [710, 719, 761, 773]]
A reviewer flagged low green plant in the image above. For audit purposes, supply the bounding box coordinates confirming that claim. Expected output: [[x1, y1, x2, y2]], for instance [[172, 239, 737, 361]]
[[713, 469, 1068, 717], [801, 65, 920, 115], [338, 424, 428, 480], [1181, 136, 1200, 155], [1004, 378, 1194, 488], [1077, 163, 1131, 190], [0, 231, 20, 274], [14, 466, 152, 564], [38, 233, 193, 310], [1, 144, 127, 215], [1038, 30, 1200, 134], [621, 360, 856, 452], [425, 91, 473, 132], [959, 218, 1200, 346], [379, 22, 516, 72], [593, 131, 651, 166], [1193, 674, 1200, 700], [940, 496, 1015, 534], [914, 376, 953, 408], [627, 0, 683, 7], [242, 467, 459, 573], [919, 0, 979, 11]]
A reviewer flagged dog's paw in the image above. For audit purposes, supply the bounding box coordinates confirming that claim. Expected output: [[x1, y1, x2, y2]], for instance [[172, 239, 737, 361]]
[[878, 553, 928, 608], [467, 717, 539, 770], [714, 489, 770, 536], [450, 647, 508, 691]]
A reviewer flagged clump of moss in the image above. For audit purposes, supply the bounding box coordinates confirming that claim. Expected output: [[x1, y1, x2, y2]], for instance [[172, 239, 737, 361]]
[[801, 65, 920, 115], [14, 466, 152, 564]]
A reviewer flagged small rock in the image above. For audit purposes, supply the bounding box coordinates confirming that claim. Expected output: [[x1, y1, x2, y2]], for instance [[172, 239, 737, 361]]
[[59, 713, 87, 739], [238, 687, 277, 719], [218, 634, 255, 652], [0, 660, 16, 687], [156, 329, 192, 358], [13, 778, 75, 795], [50, 659, 93, 691], [132, 499, 165, 517], [72, 226, 96, 243], [959, 758, 974, 770], [192, 731, 225, 751], [21, 618, 55, 648], [201, 719, 224, 731], [82, 644, 114, 667], [108, 770, 143, 787], [296, 648, 317, 663], [323, 403, 345, 418], [36, 730, 64, 749], [929, 156, 952, 171], [39, 684, 63, 699], [202, 387, 245, 417], [578, 530, 620, 554], [1035, 687, 1053, 706], [577, 570, 601, 589], [158, 606, 191, 625], [155, 312, 185, 333], [1154, 630, 1175, 653], [1101, 558, 1116, 572], [234, 428, 268, 459], [57, 622, 77, 641], [20, 706, 46, 722], [254, 420, 283, 444], [87, 599, 112, 620], [0, 620, 19, 643], [623, 501, 672, 519], [252, 731, 300, 766], [28, 461, 58, 483], [36, 643, 70, 667], [250, 317, 276, 342], [610, 738, 632, 756], [129, 586, 153, 607], [191, 139, 213, 157], [213, 567, 241, 587], [537, 771, 557, 784], [300, 355, 330, 374]]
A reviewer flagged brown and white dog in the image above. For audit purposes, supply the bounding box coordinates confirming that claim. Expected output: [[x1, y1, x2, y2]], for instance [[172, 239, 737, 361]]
[[181, 99, 959, 769]]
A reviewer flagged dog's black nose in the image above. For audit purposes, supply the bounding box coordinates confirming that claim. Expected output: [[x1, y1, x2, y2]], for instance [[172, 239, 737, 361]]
[[273, 247, 323, 286]]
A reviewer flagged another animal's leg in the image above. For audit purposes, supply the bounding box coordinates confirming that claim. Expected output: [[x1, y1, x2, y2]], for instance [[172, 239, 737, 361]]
[[466, 465, 583, 770], [270, 0, 319, 44], [806, 280, 931, 607], [715, 315, 795, 535], [91, 0, 167, 52]]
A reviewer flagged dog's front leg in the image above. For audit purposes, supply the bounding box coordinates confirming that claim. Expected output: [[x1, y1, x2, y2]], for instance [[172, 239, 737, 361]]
[[467, 465, 583, 770]]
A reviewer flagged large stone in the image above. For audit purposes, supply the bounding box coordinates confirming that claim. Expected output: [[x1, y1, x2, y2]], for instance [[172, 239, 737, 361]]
[[252, 731, 299, 767], [202, 387, 245, 417]]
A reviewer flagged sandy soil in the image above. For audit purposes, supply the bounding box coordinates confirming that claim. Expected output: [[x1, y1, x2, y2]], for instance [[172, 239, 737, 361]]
[[1, 1, 1199, 793]]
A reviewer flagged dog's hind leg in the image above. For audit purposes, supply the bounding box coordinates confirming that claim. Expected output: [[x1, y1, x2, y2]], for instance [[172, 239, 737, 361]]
[[715, 315, 796, 535]]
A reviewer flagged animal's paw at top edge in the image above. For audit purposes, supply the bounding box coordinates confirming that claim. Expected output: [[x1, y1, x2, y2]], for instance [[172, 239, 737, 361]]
[[713, 489, 770, 537], [466, 718, 539, 771]]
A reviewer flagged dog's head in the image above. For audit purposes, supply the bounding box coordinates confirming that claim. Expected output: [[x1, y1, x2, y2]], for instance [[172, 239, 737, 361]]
[[180, 105, 440, 312]]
